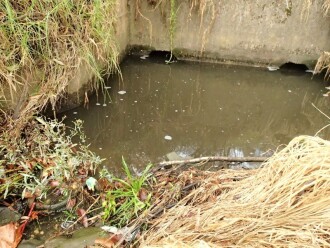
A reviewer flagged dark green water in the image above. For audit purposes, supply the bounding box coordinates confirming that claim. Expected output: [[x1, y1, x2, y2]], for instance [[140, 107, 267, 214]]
[[62, 55, 329, 174]]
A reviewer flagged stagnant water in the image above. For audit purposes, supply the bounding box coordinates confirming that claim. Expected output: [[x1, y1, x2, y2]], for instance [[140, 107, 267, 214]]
[[63, 55, 329, 174]]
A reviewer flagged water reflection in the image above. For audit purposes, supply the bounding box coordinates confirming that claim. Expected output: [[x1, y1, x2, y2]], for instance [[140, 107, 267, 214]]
[[62, 56, 329, 174]]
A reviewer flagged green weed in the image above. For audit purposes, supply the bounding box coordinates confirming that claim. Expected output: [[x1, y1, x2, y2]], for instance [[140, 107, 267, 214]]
[[102, 158, 153, 226]]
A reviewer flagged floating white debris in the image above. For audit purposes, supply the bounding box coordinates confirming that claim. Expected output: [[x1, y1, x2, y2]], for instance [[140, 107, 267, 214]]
[[325, 86, 330, 90], [267, 66, 279, 71], [99, 148, 103, 150], [118, 90, 126, 95], [103, 103, 107, 107], [323, 93, 329, 97], [60, 221, 75, 230], [73, 112, 78, 115], [101, 226, 118, 233], [86, 177, 98, 191], [288, 90, 292, 93], [140, 55, 149, 60], [96, 103, 101, 106], [134, 100, 138, 103], [164, 135, 172, 141], [105, 86, 111, 89], [305, 69, 314, 73], [175, 110, 178, 112], [105, 115, 109, 118], [120, 98, 124, 101]]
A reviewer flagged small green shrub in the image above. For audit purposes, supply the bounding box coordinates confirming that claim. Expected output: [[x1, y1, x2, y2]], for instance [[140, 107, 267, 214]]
[[102, 158, 153, 226]]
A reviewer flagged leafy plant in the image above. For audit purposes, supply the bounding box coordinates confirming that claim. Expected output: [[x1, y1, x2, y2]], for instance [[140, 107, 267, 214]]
[[102, 158, 153, 226], [0, 116, 103, 199]]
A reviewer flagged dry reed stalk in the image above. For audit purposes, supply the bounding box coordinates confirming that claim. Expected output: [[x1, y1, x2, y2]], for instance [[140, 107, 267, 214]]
[[140, 136, 330, 247], [315, 52, 330, 80], [323, 0, 330, 15]]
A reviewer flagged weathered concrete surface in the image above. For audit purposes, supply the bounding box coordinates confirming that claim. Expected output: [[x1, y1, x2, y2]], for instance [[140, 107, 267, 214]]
[[129, 0, 330, 67], [67, 0, 129, 95], [44, 227, 103, 248], [8, 1, 329, 112], [63, 0, 130, 110]]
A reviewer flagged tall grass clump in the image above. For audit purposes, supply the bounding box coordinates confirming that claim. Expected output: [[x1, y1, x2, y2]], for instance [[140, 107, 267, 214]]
[[0, 0, 119, 124], [102, 158, 153, 226]]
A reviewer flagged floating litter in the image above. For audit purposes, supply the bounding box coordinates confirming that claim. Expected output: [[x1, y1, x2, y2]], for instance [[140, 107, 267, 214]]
[[60, 221, 75, 230], [305, 69, 314, 73], [288, 90, 292, 93], [103, 103, 107, 107], [323, 93, 329, 97], [267, 66, 279, 71], [140, 55, 149, 60], [164, 135, 172, 141], [325, 86, 330, 90], [134, 100, 138, 103], [96, 103, 101, 106], [101, 226, 118, 233], [73, 112, 77, 115], [105, 86, 111, 89], [99, 147, 103, 150], [118, 90, 126, 95]]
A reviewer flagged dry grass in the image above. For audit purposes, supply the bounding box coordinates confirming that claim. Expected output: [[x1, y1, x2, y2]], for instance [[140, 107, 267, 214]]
[[0, 0, 119, 125], [315, 52, 330, 80], [139, 135, 330, 247], [323, 0, 330, 15]]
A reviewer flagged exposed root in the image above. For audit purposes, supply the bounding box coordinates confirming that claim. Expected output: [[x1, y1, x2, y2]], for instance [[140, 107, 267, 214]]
[[188, 0, 217, 55]]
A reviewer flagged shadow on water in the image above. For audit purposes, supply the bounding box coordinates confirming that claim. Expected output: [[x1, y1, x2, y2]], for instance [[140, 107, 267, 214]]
[[61, 55, 329, 174]]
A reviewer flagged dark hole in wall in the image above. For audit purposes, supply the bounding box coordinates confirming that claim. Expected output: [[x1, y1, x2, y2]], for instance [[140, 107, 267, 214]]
[[279, 62, 309, 75], [149, 50, 177, 63], [147, 0, 158, 6]]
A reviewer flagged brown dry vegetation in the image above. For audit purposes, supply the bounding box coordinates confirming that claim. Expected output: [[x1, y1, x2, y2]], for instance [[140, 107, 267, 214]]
[[0, 0, 119, 127], [138, 136, 330, 247]]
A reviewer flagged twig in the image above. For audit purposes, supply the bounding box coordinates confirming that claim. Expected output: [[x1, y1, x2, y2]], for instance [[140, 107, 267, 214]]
[[66, 195, 101, 230], [35, 196, 69, 211], [14, 202, 36, 247], [158, 156, 268, 168], [45, 195, 101, 243]]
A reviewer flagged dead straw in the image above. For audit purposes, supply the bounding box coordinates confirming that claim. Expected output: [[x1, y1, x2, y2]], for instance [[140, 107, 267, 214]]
[[0, 0, 119, 128], [140, 135, 330, 247]]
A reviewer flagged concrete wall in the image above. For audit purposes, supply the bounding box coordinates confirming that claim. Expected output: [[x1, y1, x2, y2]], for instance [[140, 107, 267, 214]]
[[129, 0, 330, 67], [52, 0, 330, 111], [63, 0, 130, 110]]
